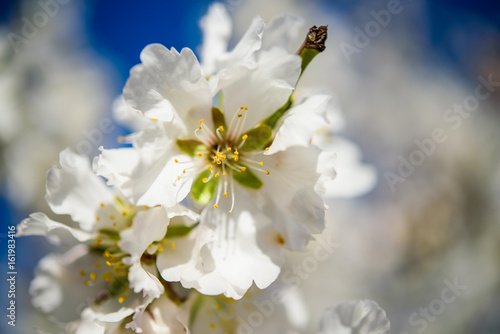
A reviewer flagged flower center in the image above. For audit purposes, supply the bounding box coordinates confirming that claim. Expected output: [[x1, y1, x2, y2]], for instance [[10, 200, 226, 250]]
[[176, 107, 272, 213]]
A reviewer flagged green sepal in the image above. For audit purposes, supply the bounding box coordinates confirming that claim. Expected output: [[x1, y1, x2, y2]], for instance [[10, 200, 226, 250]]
[[108, 276, 129, 298], [176, 139, 208, 157], [191, 170, 218, 205], [233, 166, 263, 189], [238, 125, 272, 151], [165, 224, 193, 239], [211, 106, 227, 138]]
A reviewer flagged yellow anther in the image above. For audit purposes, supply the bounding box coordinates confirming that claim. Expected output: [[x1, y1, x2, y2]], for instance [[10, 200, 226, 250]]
[[183, 169, 186, 173], [177, 176, 181, 181], [214, 204, 218, 209], [94, 262, 101, 268], [109, 215, 115, 220], [150, 118, 158, 122], [228, 211, 232, 214], [237, 113, 243, 118], [113, 222, 117, 227], [198, 126, 202, 130], [102, 274, 113, 282], [259, 162, 264, 167], [265, 147, 270, 151], [79, 270, 86, 277], [227, 147, 232, 152], [215, 173, 220, 178], [122, 211, 127, 216], [157, 246, 163, 252], [199, 119, 204, 124], [197, 152, 203, 157], [242, 134, 248, 140], [100, 202, 105, 207], [217, 160, 222, 164], [222, 155, 226, 159], [106, 261, 112, 267], [171, 242, 175, 249], [234, 157, 239, 162], [223, 172, 227, 176], [244, 107, 248, 110], [218, 126, 224, 131], [223, 192, 228, 197], [210, 323, 216, 330], [215, 304, 222, 310], [208, 165, 213, 170], [96, 216, 100, 221], [234, 151, 239, 155], [118, 295, 127, 304], [241, 167, 246, 172], [266, 171, 270, 175], [83, 280, 91, 286], [90, 272, 97, 281], [162, 239, 168, 245], [104, 251, 111, 258], [174, 159, 179, 163], [202, 177, 208, 183]]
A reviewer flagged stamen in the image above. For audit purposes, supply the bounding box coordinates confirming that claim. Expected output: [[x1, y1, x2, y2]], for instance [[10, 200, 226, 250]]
[[229, 175, 235, 214]]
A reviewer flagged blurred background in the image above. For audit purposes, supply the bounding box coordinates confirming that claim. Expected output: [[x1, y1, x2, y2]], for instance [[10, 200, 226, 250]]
[[0, 0, 499, 333]]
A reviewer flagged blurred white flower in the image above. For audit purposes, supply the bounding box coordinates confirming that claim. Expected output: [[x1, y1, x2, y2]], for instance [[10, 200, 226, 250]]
[[319, 300, 390, 334]]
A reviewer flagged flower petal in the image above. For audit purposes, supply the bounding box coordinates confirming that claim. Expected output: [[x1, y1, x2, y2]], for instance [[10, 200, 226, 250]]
[[221, 47, 301, 132], [319, 300, 391, 334], [119, 207, 170, 298], [157, 224, 215, 284], [262, 14, 304, 52], [17, 212, 93, 244], [321, 137, 377, 198], [46, 148, 114, 231], [186, 193, 282, 299], [262, 146, 327, 237], [113, 97, 156, 132], [266, 94, 331, 155], [123, 45, 211, 129]]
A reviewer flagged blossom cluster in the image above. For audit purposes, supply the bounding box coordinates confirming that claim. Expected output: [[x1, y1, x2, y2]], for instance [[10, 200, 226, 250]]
[[17, 4, 389, 333]]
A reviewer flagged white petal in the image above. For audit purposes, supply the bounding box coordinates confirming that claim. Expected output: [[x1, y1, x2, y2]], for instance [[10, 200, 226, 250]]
[[199, 3, 232, 75], [221, 47, 301, 132], [76, 308, 106, 334], [30, 245, 108, 323], [133, 124, 192, 207], [266, 94, 331, 155], [141, 295, 190, 334], [187, 196, 282, 299], [46, 148, 114, 231], [322, 137, 377, 198], [157, 224, 215, 284], [319, 300, 391, 334], [17, 212, 93, 244], [123, 45, 211, 129], [119, 207, 169, 298], [113, 97, 156, 132], [262, 14, 304, 52], [125, 295, 155, 333], [216, 15, 265, 74], [262, 146, 327, 236], [93, 146, 139, 201]]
